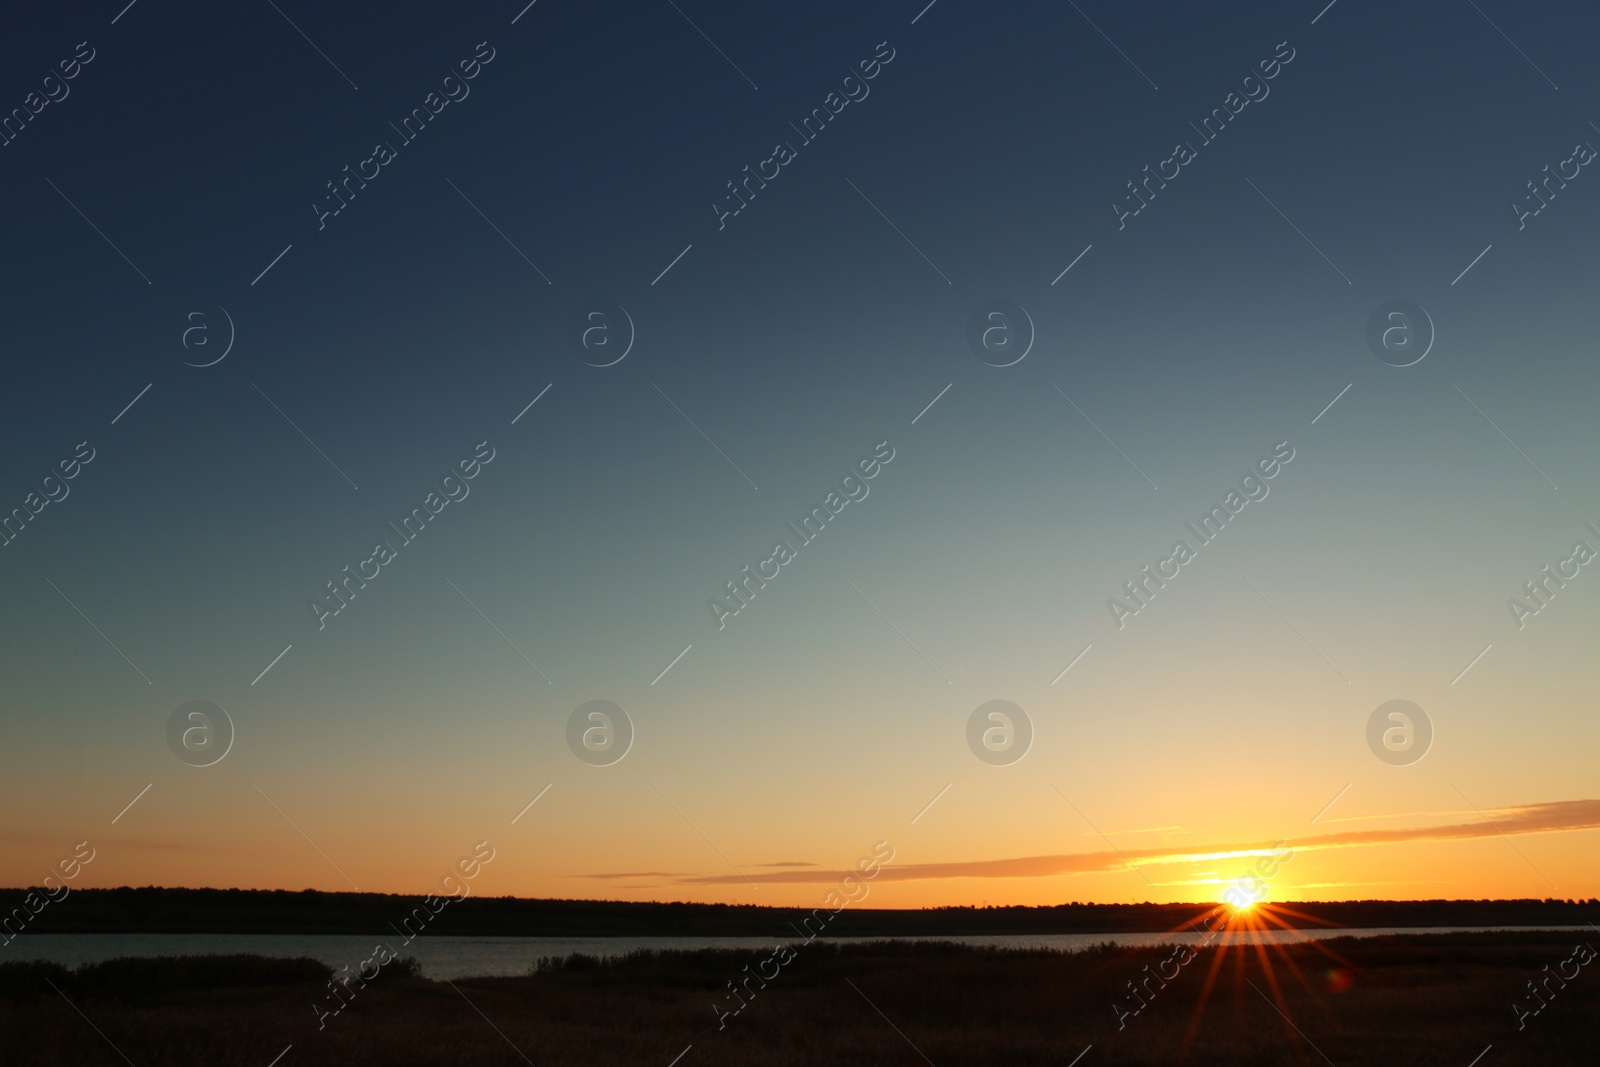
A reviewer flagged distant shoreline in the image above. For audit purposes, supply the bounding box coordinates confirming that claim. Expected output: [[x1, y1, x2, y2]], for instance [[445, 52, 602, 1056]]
[[5, 887, 1597, 937]]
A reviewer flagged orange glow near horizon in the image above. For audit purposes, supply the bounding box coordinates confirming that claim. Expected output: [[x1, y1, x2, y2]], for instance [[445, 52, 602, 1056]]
[[5, 736, 1597, 907], [7, 803, 1597, 908]]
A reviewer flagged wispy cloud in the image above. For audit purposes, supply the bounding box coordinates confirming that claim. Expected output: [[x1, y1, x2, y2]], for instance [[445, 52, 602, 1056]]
[[569, 871, 690, 881], [1316, 808, 1479, 826], [672, 800, 1600, 886]]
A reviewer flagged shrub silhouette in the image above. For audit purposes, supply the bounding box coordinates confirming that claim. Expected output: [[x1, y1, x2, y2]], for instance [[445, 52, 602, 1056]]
[[1, 954, 331, 1005]]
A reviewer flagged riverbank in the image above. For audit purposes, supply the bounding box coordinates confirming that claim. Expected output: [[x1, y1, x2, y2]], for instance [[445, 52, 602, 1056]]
[[3, 931, 1595, 1065]]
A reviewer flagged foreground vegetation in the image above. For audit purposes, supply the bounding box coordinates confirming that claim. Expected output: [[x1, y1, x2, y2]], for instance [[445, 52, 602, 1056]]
[[2, 931, 1596, 1065]]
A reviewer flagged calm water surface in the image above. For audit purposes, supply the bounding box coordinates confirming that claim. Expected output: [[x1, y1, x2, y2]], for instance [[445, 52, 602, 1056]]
[[9, 927, 1590, 980]]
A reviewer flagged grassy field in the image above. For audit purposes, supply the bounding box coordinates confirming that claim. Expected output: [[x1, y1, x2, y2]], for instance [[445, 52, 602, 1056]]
[[2, 931, 1596, 1065]]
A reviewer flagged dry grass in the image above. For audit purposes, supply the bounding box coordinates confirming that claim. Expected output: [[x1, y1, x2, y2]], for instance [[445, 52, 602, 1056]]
[[2, 931, 1596, 1065]]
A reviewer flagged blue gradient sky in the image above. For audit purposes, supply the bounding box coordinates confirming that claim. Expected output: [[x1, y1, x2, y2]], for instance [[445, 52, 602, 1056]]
[[2, 0, 1598, 906]]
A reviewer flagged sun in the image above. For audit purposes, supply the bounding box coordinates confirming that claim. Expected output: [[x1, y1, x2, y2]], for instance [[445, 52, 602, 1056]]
[[1169, 898, 1363, 1063]]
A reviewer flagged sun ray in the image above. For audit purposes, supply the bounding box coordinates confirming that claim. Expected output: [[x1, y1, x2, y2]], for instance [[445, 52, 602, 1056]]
[[1267, 902, 1356, 929], [1254, 907, 1332, 991], [1178, 909, 1238, 1059], [1234, 917, 1322, 1066], [1256, 904, 1369, 978]]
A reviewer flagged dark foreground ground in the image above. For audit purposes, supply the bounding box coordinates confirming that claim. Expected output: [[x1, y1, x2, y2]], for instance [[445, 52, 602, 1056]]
[[3, 931, 1597, 1066]]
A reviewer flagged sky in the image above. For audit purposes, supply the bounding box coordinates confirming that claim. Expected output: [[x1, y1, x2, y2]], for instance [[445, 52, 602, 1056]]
[[2, 0, 1599, 910]]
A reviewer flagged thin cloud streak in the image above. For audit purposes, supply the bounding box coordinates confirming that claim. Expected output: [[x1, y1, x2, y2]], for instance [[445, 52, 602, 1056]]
[[668, 799, 1600, 886]]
